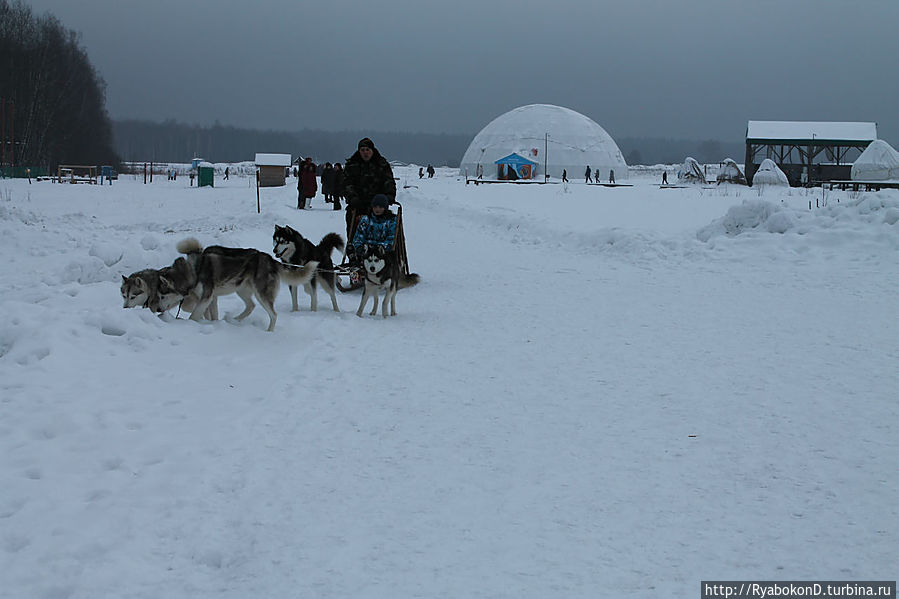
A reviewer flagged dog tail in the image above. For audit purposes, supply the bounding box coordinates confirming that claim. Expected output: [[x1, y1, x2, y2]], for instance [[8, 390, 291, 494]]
[[399, 272, 420, 290], [277, 260, 319, 287], [318, 232, 345, 255], [176, 237, 203, 255]]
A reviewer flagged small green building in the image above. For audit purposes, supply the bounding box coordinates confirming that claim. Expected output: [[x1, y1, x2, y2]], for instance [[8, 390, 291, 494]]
[[197, 161, 214, 188]]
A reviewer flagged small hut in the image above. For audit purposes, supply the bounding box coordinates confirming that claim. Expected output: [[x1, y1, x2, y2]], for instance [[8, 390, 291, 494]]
[[197, 161, 214, 188], [255, 153, 291, 187], [495, 153, 537, 180]]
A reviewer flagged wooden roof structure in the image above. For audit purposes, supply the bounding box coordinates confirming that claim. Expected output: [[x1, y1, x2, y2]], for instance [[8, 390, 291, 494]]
[[744, 120, 877, 186]]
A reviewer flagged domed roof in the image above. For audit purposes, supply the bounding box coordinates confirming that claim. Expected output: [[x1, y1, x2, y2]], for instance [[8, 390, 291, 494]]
[[459, 104, 627, 179], [851, 139, 899, 181]]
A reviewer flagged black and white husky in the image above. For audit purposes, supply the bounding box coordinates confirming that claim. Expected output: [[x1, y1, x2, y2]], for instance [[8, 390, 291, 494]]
[[154, 238, 318, 332], [356, 245, 420, 318], [272, 225, 344, 312]]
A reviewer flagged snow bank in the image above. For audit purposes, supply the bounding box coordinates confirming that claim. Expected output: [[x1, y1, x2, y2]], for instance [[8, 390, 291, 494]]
[[697, 195, 899, 244]]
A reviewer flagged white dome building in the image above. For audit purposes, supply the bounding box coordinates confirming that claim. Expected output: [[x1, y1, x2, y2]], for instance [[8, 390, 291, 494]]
[[459, 104, 628, 181]]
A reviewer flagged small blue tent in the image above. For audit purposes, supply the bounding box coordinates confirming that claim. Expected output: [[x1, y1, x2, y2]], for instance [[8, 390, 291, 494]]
[[495, 153, 537, 180]]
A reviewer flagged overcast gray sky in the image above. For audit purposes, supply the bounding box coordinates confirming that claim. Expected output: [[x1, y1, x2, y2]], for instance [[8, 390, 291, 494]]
[[23, 0, 899, 144]]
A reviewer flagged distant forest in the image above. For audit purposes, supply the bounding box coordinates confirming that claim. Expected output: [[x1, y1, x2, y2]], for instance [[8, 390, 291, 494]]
[[112, 119, 746, 167]]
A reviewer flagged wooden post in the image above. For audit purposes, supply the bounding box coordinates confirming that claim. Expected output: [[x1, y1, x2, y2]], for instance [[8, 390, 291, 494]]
[[9, 100, 13, 166], [256, 170, 261, 213], [544, 132, 548, 181], [143, 163, 147, 184], [150, 161, 153, 183], [1, 97, 5, 167]]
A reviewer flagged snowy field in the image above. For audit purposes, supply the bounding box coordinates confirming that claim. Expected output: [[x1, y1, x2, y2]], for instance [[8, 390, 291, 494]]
[[1, 167, 897, 598]]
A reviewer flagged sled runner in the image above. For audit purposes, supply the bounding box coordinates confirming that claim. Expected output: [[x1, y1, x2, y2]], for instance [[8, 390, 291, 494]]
[[336, 201, 410, 292]]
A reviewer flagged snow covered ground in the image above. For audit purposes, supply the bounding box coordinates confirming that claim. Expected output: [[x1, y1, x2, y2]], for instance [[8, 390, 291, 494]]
[[1, 167, 896, 598]]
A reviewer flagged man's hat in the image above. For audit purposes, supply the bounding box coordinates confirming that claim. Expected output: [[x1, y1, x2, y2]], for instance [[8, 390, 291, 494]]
[[358, 137, 375, 150]]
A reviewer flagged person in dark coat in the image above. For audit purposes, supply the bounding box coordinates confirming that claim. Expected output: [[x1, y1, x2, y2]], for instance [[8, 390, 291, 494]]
[[426, 164, 435, 178], [332, 162, 345, 211], [321, 162, 336, 203], [585, 166, 592, 183], [298, 159, 317, 209], [343, 137, 396, 240]]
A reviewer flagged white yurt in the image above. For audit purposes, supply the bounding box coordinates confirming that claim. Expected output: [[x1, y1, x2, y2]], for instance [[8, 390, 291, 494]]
[[851, 139, 899, 181], [459, 104, 628, 181], [752, 158, 789, 186]]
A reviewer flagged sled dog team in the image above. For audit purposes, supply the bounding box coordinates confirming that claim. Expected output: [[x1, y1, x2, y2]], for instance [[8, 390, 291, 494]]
[[120, 225, 419, 331]]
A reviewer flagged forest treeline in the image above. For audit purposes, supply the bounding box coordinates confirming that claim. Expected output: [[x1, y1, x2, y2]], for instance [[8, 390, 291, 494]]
[[112, 119, 746, 168], [0, 0, 118, 169]]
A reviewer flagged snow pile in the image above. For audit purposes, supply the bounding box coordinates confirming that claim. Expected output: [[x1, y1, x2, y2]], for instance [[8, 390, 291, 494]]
[[697, 194, 899, 243], [716, 158, 746, 184], [851, 139, 899, 181], [752, 158, 789, 186], [696, 199, 792, 240], [677, 156, 705, 183]]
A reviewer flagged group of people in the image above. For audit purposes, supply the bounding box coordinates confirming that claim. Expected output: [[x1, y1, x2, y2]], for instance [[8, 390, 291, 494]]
[[584, 166, 616, 184], [417, 164, 436, 179], [295, 157, 354, 212]]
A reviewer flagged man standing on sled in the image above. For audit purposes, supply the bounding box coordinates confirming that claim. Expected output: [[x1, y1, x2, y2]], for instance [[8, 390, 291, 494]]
[[343, 137, 396, 242]]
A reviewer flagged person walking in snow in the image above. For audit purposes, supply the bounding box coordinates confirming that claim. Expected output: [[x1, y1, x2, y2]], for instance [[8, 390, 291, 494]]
[[562, 169, 568, 183], [585, 166, 592, 184], [427, 164, 435, 178], [609, 169, 615, 184]]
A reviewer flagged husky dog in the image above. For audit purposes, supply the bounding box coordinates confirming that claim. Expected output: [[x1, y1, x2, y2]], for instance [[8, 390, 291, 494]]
[[121, 268, 160, 309], [121, 239, 216, 318], [272, 225, 344, 312], [356, 245, 420, 318], [121, 238, 206, 311], [157, 239, 318, 332]]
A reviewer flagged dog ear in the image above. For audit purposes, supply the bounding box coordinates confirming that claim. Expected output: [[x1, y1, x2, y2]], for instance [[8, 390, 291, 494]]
[[122, 275, 128, 283]]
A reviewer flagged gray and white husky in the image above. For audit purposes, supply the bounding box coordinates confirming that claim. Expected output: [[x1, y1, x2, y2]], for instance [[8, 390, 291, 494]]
[[156, 238, 318, 332], [356, 245, 420, 318], [121, 239, 212, 317], [121, 268, 159, 309], [272, 225, 344, 312], [120, 240, 203, 311]]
